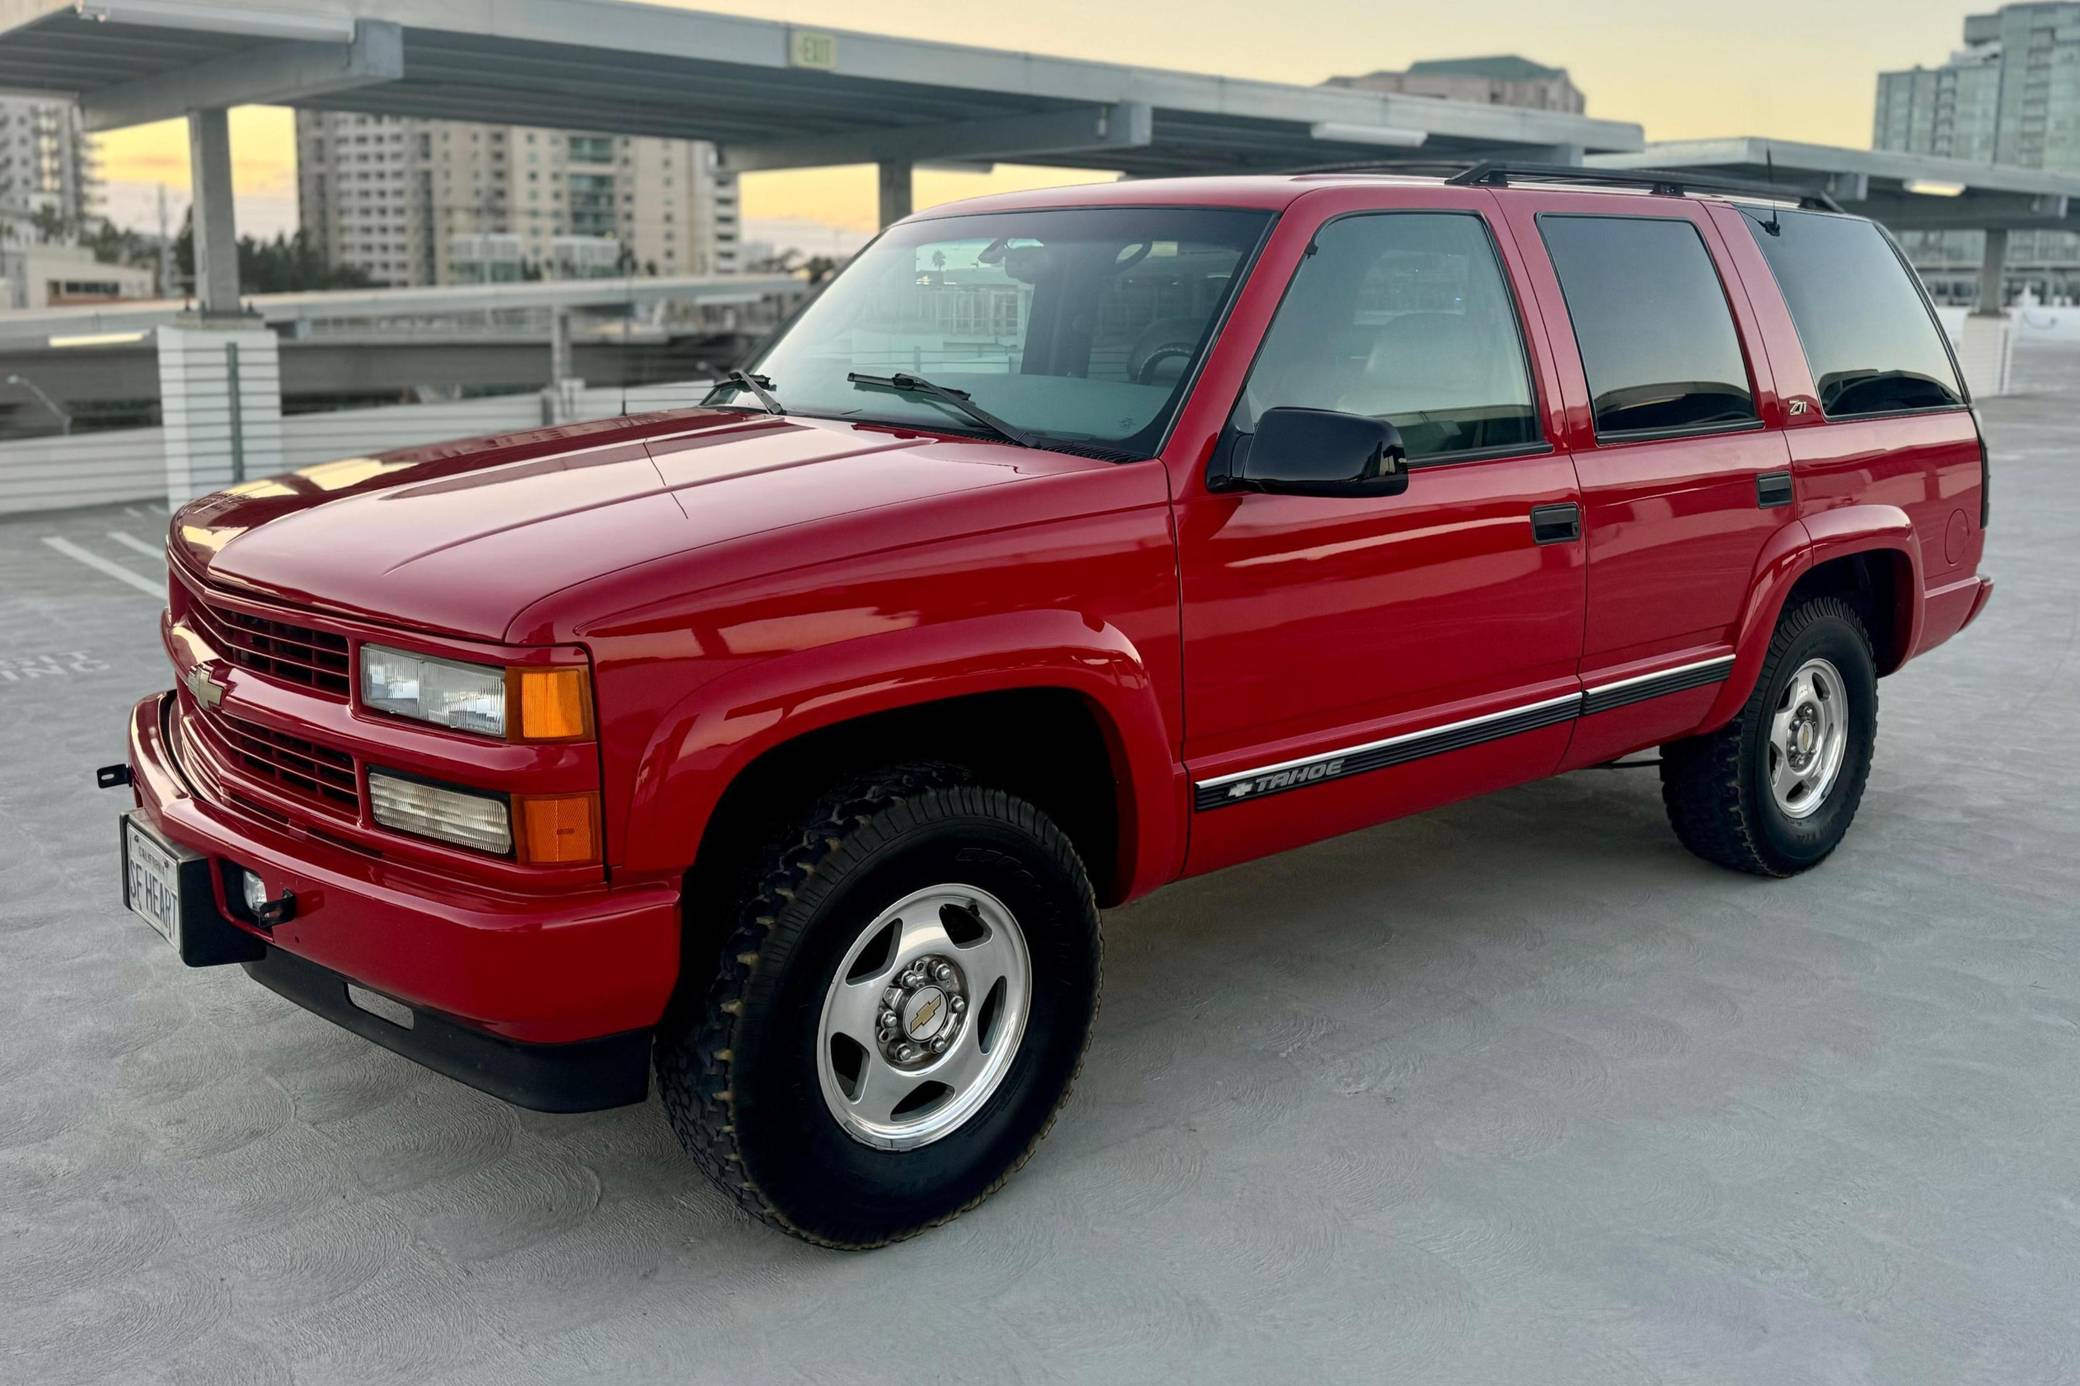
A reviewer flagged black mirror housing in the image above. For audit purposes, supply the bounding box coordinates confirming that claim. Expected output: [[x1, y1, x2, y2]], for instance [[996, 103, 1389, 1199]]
[[1216, 407, 1409, 497]]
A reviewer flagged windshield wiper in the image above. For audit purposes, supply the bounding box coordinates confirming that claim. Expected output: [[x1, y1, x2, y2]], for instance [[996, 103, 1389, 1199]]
[[845, 371, 1038, 448], [715, 369, 785, 416]]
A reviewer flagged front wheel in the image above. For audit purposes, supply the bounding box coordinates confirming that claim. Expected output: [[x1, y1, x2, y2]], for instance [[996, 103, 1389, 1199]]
[[655, 765, 1100, 1248], [1659, 595, 1879, 877]]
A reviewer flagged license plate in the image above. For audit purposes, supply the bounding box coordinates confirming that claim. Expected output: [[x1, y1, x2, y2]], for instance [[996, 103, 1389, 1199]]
[[123, 814, 187, 951]]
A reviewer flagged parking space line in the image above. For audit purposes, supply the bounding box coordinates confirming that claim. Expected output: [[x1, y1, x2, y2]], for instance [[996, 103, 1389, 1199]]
[[39, 537, 164, 599], [106, 532, 165, 563]]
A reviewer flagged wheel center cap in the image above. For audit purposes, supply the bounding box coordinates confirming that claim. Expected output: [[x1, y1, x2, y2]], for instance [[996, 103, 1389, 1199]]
[[903, 986, 950, 1042], [1786, 704, 1824, 766]]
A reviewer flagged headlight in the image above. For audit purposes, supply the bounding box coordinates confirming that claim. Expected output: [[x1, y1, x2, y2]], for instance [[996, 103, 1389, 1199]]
[[360, 645, 508, 737], [369, 770, 513, 855], [358, 645, 593, 742]]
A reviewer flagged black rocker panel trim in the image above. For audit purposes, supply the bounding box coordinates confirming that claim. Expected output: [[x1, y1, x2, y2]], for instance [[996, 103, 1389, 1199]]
[[1194, 654, 1738, 812], [1579, 655, 1735, 717], [1194, 695, 1580, 811]]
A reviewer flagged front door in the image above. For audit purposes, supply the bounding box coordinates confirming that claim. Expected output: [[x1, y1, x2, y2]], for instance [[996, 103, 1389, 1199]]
[[1174, 196, 1587, 875]]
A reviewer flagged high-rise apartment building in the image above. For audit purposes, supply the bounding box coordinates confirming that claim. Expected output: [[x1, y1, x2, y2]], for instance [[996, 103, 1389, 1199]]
[[0, 96, 96, 240], [1875, 5, 2080, 302], [1323, 56, 1586, 115], [296, 112, 741, 287]]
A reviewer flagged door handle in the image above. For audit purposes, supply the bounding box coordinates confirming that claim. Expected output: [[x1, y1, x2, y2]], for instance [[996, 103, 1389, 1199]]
[[1530, 502, 1581, 545], [1757, 471, 1794, 508]]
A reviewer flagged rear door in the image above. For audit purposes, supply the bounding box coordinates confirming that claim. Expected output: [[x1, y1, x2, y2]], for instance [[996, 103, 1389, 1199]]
[[1495, 193, 1800, 768], [1172, 187, 1587, 875]]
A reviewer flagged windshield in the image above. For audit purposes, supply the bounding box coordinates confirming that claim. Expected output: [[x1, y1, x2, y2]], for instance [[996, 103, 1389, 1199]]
[[724, 206, 1272, 456]]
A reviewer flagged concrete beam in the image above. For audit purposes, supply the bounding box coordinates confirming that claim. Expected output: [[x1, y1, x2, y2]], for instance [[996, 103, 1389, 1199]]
[[80, 20, 402, 132], [721, 101, 1152, 173], [0, 0, 72, 41], [1847, 193, 2075, 232]]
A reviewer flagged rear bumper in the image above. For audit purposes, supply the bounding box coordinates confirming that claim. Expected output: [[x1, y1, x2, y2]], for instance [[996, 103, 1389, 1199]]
[[125, 691, 678, 1108], [1915, 572, 1995, 660]]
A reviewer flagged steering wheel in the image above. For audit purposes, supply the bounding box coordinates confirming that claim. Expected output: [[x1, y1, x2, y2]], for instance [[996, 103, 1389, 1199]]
[[1127, 317, 1203, 386]]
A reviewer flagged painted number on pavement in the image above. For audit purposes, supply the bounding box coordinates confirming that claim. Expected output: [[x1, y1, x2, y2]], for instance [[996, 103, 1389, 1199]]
[[0, 650, 110, 683]]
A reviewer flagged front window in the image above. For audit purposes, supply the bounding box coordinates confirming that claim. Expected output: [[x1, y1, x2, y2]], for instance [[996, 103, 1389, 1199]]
[[1234, 212, 1542, 461], [723, 206, 1271, 456]]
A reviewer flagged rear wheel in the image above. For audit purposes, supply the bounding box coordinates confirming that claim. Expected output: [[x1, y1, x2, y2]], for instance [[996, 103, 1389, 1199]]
[[655, 764, 1100, 1248], [1659, 595, 1879, 877]]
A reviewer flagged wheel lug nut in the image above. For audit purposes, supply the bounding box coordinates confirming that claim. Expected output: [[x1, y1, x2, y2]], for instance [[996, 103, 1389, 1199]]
[[949, 995, 967, 1014], [894, 1042, 921, 1063], [931, 961, 954, 984], [931, 1035, 950, 1053]]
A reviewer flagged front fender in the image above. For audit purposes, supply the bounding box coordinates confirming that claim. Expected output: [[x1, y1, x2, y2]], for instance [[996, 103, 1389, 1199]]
[[1698, 504, 1921, 732], [620, 607, 1186, 901]]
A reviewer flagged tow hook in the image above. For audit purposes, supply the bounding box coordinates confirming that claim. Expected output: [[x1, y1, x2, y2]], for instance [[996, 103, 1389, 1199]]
[[96, 764, 133, 789]]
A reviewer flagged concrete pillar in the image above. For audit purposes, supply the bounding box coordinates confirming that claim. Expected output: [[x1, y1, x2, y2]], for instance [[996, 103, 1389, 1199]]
[[549, 307, 572, 382], [1975, 227, 2010, 317], [878, 160, 914, 227], [1962, 228, 2015, 397], [186, 108, 242, 318], [540, 309, 587, 423]]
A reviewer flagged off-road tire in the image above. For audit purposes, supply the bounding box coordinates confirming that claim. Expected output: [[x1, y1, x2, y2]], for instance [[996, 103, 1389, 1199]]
[[654, 763, 1101, 1249], [1659, 595, 1879, 877]]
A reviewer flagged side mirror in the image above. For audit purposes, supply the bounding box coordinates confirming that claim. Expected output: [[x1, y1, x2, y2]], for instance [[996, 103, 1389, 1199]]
[[1214, 407, 1409, 498]]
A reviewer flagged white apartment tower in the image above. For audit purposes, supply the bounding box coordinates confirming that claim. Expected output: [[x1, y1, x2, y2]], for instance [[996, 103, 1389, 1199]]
[[296, 111, 741, 286], [0, 96, 96, 240]]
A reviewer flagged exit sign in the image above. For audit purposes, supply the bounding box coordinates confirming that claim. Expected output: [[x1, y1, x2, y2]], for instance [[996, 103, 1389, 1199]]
[[789, 29, 838, 70]]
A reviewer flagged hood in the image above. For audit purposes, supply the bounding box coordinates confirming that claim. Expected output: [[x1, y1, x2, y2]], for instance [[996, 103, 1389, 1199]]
[[173, 410, 1076, 641]]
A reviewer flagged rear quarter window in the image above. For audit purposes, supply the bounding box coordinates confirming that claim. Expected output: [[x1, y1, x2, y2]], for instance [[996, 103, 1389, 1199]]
[[1740, 208, 1964, 418]]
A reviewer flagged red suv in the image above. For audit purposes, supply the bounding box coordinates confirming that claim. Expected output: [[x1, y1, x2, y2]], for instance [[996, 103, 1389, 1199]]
[[111, 165, 1993, 1247]]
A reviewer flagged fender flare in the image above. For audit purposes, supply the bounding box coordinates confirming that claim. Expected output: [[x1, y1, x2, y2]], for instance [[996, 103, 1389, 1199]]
[[621, 608, 1186, 902], [1698, 505, 1922, 732]]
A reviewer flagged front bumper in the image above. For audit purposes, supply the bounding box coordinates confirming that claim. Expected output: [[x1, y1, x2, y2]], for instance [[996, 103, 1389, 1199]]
[[125, 691, 678, 1111], [244, 948, 651, 1112]]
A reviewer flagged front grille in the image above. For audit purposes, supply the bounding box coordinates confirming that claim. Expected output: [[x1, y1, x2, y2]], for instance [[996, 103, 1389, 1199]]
[[185, 701, 361, 818], [185, 594, 351, 698]]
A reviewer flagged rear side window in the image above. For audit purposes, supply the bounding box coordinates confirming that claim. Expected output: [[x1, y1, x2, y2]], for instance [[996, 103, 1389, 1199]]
[[1740, 208, 1963, 418], [1539, 216, 1757, 438], [1236, 212, 1541, 461]]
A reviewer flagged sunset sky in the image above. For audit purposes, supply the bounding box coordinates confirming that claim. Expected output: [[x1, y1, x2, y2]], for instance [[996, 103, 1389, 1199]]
[[90, 0, 1980, 245]]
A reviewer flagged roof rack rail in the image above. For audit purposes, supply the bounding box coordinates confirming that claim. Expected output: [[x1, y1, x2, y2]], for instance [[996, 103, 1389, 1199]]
[[1444, 161, 1844, 213], [1280, 159, 1488, 179]]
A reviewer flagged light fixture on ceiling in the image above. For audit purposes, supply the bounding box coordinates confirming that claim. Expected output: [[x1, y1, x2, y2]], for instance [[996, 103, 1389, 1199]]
[[1309, 122, 1431, 150]]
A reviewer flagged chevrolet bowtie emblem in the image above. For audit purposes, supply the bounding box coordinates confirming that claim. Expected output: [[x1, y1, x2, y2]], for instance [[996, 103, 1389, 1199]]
[[184, 664, 227, 709], [1227, 782, 1253, 799], [909, 995, 942, 1035]]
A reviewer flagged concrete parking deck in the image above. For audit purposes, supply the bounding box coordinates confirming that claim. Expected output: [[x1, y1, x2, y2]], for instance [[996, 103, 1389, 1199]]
[[2, 352, 2076, 1385]]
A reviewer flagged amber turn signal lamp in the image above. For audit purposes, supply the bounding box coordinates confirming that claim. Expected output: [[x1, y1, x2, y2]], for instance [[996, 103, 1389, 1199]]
[[515, 792, 602, 865], [510, 667, 594, 742]]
